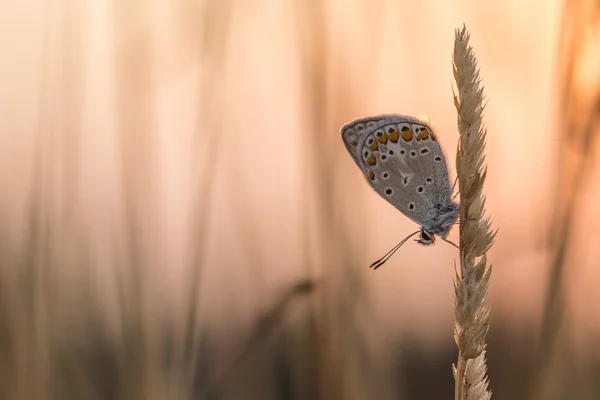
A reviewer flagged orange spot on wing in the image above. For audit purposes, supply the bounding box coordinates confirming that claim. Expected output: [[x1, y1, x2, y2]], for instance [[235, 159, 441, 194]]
[[420, 128, 429, 140], [377, 134, 388, 144], [370, 140, 378, 151], [401, 127, 413, 141], [388, 130, 399, 142], [368, 171, 375, 180], [367, 155, 376, 166]]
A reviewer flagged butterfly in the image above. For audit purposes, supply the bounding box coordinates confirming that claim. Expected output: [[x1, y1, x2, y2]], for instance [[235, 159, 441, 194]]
[[341, 114, 460, 269]]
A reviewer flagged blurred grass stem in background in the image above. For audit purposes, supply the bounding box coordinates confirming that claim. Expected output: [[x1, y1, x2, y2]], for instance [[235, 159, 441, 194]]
[[536, 0, 600, 398]]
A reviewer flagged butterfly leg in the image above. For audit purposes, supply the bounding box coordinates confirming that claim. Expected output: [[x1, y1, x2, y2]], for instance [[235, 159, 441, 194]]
[[454, 218, 476, 225], [451, 175, 460, 200], [442, 237, 460, 249]]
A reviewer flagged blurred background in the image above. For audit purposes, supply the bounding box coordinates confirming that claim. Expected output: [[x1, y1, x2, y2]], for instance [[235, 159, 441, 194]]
[[0, 0, 599, 399]]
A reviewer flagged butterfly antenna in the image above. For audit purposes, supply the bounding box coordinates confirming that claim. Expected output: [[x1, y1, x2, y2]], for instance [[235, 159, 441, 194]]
[[369, 230, 421, 270]]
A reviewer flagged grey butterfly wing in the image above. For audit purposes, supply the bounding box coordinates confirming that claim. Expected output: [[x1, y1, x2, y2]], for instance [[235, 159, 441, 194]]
[[341, 114, 453, 227], [341, 114, 406, 173]]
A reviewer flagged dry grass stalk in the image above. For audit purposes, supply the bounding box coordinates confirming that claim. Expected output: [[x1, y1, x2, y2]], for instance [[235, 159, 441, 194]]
[[452, 25, 495, 400]]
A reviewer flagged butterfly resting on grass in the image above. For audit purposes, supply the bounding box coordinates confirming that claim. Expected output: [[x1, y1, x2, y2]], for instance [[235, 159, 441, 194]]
[[341, 114, 460, 269]]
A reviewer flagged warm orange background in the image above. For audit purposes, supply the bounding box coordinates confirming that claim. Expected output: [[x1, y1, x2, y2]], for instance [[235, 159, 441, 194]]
[[1, 0, 599, 399]]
